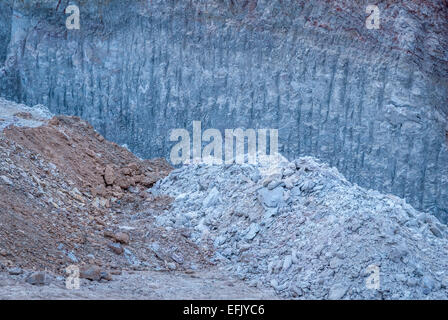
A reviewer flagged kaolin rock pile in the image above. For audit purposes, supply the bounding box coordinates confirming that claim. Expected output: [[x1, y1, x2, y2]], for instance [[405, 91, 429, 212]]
[[151, 155, 448, 299]]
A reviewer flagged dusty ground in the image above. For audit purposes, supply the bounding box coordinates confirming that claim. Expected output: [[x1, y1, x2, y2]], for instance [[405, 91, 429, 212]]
[[0, 268, 276, 300]]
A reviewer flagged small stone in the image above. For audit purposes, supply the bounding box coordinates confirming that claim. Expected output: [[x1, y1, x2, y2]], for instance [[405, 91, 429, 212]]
[[248, 280, 259, 288], [282, 168, 295, 177], [127, 162, 139, 172], [103, 230, 114, 238], [283, 177, 295, 189], [8, 267, 23, 275], [123, 248, 140, 266], [329, 257, 342, 269], [80, 265, 102, 281], [291, 285, 304, 297], [108, 242, 124, 255], [407, 278, 418, 287], [429, 226, 443, 238], [389, 246, 408, 262], [105, 231, 130, 245], [171, 252, 184, 264], [300, 180, 316, 192], [291, 250, 299, 264], [441, 276, 448, 289], [262, 174, 282, 187], [267, 180, 284, 190], [26, 272, 49, 286], [245, 223, 260, 240], [85, 148, 96, 158], [270, 279, 287, 291], [0, 175, 13, 186], [202, 187, 220, 207], [167, 262, 177, 270], [92, 184, 107, 197], [67, 251, 78, 263], [328, 283, 348, 300], [290, 186, 301, 197], [258, 187, 284, 208], [14, 111, 32, 119], [104, 165, 116, 185], [110, 269, 122, 275], [214, 235, 226, 247], [422, 275, 435, 295], [250, 172, 261, 183], [48, 117, 60, 126], [282, 256, 292, 271], [114, 232, 130, 245], [116, 176, 132, 190], [100, 271, 113, 281]]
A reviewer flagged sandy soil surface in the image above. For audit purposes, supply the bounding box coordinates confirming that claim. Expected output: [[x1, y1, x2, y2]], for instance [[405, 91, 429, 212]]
[[0, 269, 276, 300]]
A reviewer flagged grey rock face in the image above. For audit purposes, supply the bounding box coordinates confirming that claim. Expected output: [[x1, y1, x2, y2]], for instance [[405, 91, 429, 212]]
[[0, 0, 447, 221]]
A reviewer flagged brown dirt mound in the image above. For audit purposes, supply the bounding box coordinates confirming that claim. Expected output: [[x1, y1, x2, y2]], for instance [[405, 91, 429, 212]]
[[0, 115, 210, 277], [4, 115, 171, 198]]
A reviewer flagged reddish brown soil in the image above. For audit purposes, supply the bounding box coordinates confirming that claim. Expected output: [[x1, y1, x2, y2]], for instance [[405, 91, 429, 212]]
[[0, 115, 210, 277]]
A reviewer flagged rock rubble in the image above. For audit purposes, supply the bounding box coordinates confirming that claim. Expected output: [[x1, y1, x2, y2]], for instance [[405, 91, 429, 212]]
[[151, 155, 448, 299]]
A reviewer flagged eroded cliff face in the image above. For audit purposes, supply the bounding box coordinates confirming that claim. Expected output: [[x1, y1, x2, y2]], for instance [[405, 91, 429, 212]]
[[0, 0, 447, 221], [0, 1, 11, 64]]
